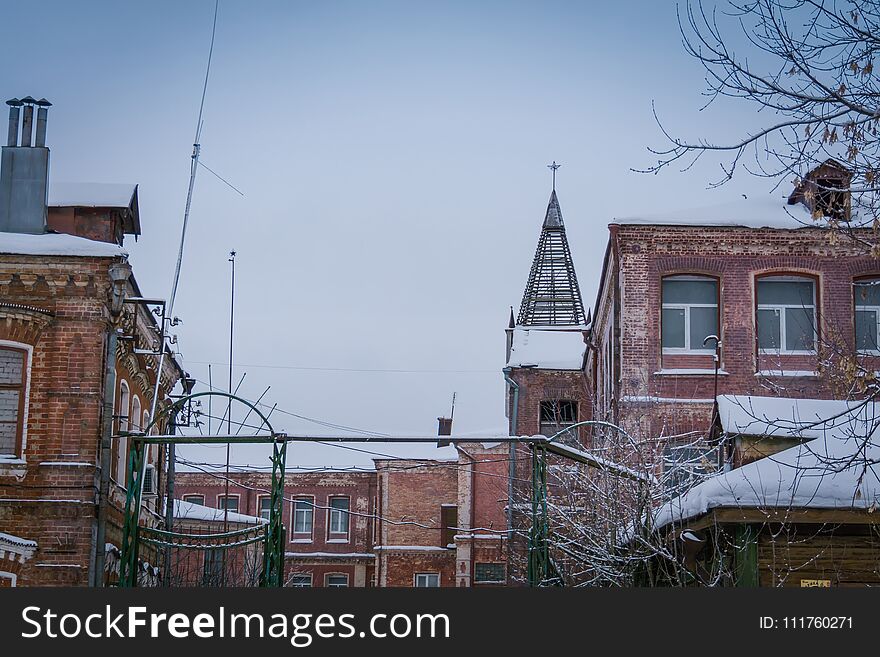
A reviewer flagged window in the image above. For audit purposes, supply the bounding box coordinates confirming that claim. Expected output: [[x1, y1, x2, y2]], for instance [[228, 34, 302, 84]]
[[202, 548, 224, 586], [815, 176, 849, 220], [218, 495, 239, 513], [289, 573, 312, 588], [756, 276, 817, 353], [414, 573, 440, 587], [292, 497, 314, 539], [440, 505, 457, 548], [183, 494, 205, 505], [661, 275, 719, 352], [539, 400, 578, 440], [854, 279, 880, 352], [259, 496, 272, 521], [474, 563, 506, 584], [326, 574, 349, 587], [328, 497, 350, 539], [0, 346, 27, 457], [114, 381, 130, 484], [131, 396, 141, 433]]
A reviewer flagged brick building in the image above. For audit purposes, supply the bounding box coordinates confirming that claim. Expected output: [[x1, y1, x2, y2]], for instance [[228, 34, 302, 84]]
[[0, 97, 182, 586], [174, 441, 509, 587], [586, 161, 879, 452]]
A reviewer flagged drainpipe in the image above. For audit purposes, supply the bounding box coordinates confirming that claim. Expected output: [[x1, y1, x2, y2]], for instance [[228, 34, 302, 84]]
[[93, 260, 132, 586], [502, 367, 519, 585]]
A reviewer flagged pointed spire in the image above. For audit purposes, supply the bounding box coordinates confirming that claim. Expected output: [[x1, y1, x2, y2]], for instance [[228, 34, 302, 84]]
[[517, 188, 586, 327], [543, 189, 564, 228]]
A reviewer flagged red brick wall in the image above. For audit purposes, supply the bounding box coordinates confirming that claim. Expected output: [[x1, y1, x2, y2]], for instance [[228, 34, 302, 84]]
[[0, 253, 178, 586], [590, 224, 880, 438]]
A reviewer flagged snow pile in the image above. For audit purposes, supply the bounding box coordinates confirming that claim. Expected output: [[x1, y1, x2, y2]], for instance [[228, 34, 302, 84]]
[[173, 499, 267, 525], [717, 395, 875, 440], [49, 182, 137, 208], [507, 327, 586, 370], [653, 399, 880, 530], [0, 231, 127, 257], [613, 196, 815, 229]]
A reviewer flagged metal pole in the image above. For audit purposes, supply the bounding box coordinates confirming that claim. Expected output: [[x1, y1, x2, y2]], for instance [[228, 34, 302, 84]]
[[162, 409, 177, 586], [92, 326, 118, 586], [222, 250, 236, 584]]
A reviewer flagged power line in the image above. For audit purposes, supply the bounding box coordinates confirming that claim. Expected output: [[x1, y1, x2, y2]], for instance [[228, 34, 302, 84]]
[[184, 360, 498, 374]]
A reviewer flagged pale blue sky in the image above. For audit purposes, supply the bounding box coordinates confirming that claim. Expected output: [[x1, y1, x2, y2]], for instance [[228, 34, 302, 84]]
[[2, 1, 777, 466]]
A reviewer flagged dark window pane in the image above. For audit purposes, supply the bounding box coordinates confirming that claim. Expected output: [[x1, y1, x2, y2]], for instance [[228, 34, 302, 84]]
[[662, 308, 686, 348], [856, 310, 879, 351], [757, 280, 814, 305], [474, 563, 506, 583], [785, 307, 815, 351], [757, 308, 781, 349], [663, 278, 717, 304], [854, 280, 880, 307], [689, 306, 719, 350]]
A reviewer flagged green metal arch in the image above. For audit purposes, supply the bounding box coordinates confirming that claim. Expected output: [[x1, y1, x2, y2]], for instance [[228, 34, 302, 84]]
[[118, 391, 287, 588]]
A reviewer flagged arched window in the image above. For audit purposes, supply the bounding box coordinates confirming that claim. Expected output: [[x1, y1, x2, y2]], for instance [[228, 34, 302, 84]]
[[854, 278, 880, 353], [661, 275, 719, 352], [115, 381, 130, 484], [756, 275, 817, 353], [131, 397, 141, 432], [0, 345, 28, 457]]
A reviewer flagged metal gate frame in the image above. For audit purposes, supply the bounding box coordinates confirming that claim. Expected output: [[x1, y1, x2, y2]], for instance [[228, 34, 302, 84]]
[[117, 392, 287, 587]]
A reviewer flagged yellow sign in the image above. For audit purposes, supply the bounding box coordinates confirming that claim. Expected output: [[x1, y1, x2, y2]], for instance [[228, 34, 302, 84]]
[[801, 579, 831, 587]]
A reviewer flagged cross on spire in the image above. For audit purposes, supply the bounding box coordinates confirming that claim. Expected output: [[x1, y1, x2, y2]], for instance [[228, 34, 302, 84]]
[[547, 161, 561, 191]]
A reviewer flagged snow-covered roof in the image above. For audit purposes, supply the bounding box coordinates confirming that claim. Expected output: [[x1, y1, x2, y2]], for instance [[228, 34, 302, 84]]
[[717, 395, 874, 440], [49, 182, 137, 209], [613, 196, 817, 229], [173, 499, 267, 525], [653, 400, 880, 530], [507, 326, 586, 370], [0, 231, 127, 257]]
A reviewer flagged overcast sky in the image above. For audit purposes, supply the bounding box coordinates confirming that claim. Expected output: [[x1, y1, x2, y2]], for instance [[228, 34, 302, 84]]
[[3, 0, 779, 467]]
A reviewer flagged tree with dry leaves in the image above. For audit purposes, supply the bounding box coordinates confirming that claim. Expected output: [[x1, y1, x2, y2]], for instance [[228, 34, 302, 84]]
[[648, 0, 880, 249]]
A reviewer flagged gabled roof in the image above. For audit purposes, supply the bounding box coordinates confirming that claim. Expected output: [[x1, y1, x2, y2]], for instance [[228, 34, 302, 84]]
[[49, 182, 141, 235], [652, 397, 880, 530]]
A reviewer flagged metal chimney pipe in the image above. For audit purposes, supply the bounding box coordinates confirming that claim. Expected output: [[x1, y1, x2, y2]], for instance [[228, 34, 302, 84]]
[[20, 104, 33, 147], [6, 100, 20, 146], [35, 107, 48, 147]]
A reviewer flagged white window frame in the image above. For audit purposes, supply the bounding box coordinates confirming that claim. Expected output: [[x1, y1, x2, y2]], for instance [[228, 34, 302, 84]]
[[289, 573, 312, 588], [661, 275, 719, 354], [854, 279, 880, 355], [414, 572, 440, 587], [325, 573, 349, 587], [217, 493, 240, 513], [182, 494, 205, 505], [0, 340, 32, 460], [327, 496, 351, 542], [115, 380, 130, 484], [291, 496, 314, 542], [756, 276, 818, 355], [258, 495, 272, 521]]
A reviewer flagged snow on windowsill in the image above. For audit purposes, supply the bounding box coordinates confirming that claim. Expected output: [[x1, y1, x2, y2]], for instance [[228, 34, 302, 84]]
[[758, 369, 820, 377], [654, 369, 729, 376]]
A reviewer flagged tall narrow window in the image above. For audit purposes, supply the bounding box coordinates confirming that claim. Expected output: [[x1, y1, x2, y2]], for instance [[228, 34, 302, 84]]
[[756, 276, 817, 353], [440, 505, 457, 548], [854, 278, 880, 352], [259, 496, 272, 521], [0, 346, 26, 457], [328, 497, 350, 539], [292, 497, 314, 539], [661, 275, 719, 352], [114, 381, 130, 484]]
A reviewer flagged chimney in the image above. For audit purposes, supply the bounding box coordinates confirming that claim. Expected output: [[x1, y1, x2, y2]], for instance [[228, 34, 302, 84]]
[[0, 96, 51, 234], [437, 417, 453, 436]]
